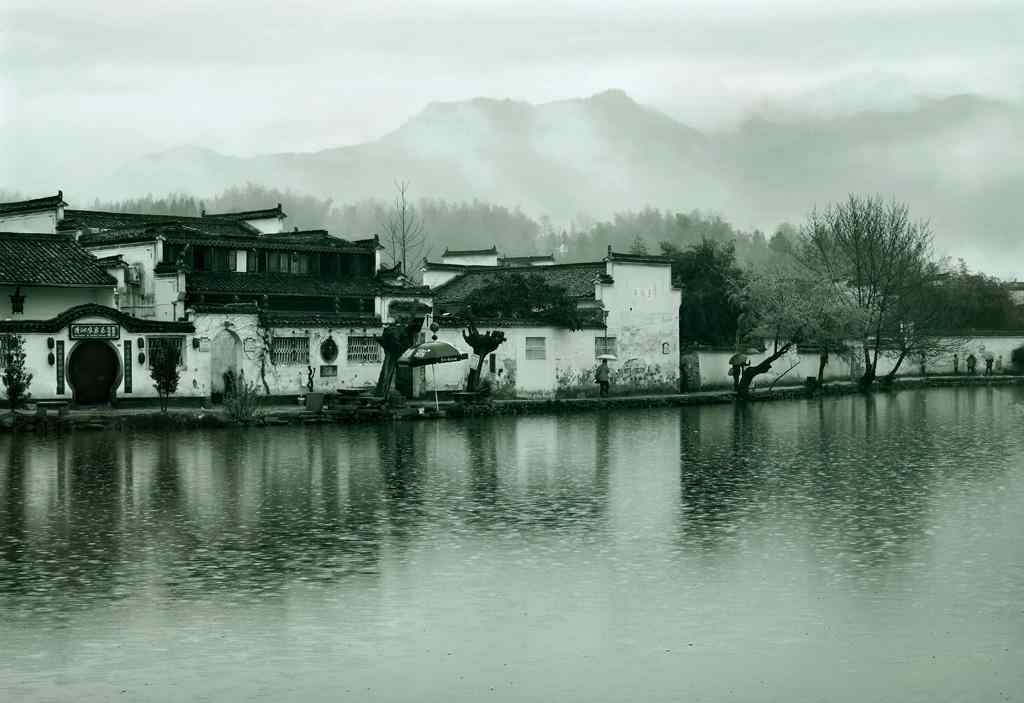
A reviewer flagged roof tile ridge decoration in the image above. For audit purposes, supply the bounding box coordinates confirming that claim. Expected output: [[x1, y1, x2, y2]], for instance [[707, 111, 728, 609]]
[[64, 212, 263, 236], [0, 190, 66, 214], [442, 245, 498, 256], [499, 254, 556, 262], [202, 203, 285, 220], [0, 303, 195, 334], [427, 259, 604, 272], [433, 314, 606, 330], [606, 250, 675, 264], [63, 209, 205, 223]]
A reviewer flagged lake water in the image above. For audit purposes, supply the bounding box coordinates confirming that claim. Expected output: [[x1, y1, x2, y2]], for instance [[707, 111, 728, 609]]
[[2, 387, 1023, 702]]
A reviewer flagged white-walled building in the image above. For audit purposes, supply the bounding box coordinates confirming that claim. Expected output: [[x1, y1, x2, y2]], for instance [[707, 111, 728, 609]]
[[420, 250, 682, 397], [0, 231, 195, 404], [0, 192, 432, 405]]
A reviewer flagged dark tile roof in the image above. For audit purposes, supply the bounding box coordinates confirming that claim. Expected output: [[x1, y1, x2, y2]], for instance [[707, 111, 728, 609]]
[[499, 254, 555, 265], [203, 204, 284, 220], [187, 272, 431, 298], [61, 209, 260, 234], [0, 191, 66, 215], [0, 233, 117, 287], [0, 304, 194, 334], [257, 311, 383, 328], [188, 302, 261, 315], [442, 245, 498, 256], [422, 260, 480, 272], [75, 219, 255, 245], [78, 222, 375, 254], [434, 313, 605, 330], [352, 236, 383, 251], [92, 254, 126, 267], [607, 250, 675, 265], [432, 262, 606, 304]]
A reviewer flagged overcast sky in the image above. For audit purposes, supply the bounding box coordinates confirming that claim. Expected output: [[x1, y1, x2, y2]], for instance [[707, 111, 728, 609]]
[[2, 0, 1022, 190]]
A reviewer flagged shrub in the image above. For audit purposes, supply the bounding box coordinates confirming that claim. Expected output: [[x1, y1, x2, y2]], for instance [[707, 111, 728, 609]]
[[223, 371, 261, 424], [149, 345, 181, 412], [1, 333, 32, 412], [1011, 345, 1024, 371]]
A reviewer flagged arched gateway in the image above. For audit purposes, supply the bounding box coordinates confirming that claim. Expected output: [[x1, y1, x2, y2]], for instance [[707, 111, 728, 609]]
[[68, 340, 120, 404], [210, 329, 242, 402]]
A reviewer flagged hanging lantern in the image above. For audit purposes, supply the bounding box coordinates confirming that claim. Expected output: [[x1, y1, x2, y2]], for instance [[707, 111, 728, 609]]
[[9, 286, 25, 314], [46, 337, 55, 349], [137, 338, 145, 349], [138, 352, 146, 365], [47, 352, 55, 366]]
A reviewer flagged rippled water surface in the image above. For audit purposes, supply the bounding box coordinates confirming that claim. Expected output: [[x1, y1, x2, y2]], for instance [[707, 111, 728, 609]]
[[2, 387, 1024, 701]]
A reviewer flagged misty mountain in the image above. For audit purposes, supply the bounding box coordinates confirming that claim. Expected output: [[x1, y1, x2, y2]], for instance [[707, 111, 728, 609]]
[[108, 90, 1024, 273]]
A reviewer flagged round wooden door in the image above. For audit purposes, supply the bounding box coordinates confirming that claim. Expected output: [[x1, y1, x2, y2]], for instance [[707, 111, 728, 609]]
[[68, 341, 120, 405]]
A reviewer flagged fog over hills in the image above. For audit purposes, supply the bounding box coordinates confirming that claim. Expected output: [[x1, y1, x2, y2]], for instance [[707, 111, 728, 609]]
[[102, 90, 1024, 276]]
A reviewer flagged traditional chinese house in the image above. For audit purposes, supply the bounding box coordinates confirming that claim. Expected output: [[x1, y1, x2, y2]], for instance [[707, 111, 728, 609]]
[[419, 248, 682, 397], [0, 192, 431, 405], [0, 228, 194, 404]]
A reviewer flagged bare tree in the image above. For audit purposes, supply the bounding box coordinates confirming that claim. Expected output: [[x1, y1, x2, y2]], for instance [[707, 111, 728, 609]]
[[879, 261, 967, 381], [800, 195, 934, 386], [381, 181, 428, 275], [731, 265, 857, 398]]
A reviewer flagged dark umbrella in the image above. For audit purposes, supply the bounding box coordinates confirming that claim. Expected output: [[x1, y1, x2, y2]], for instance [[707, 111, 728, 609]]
[[398, 341, 468, 367], [398, 340, 468, 410]]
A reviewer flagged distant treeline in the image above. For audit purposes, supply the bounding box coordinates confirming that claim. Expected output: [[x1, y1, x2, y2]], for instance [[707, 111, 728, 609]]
[[88, 183, 799, 267]]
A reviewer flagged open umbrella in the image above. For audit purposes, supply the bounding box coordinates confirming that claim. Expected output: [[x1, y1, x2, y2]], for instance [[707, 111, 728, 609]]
[[398, 340, 468, 411], [596, 353, 617, 361], [398, 340, 468, 367]]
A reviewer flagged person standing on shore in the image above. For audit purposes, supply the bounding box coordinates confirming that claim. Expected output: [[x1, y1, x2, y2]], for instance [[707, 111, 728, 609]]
[[596, 359, 611, 397], [967, 353, 977, 375], [953, 353, 959, 375]]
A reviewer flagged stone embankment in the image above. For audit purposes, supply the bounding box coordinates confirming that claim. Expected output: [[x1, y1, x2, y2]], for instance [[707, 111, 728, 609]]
[[3, 375, 1022, 433]]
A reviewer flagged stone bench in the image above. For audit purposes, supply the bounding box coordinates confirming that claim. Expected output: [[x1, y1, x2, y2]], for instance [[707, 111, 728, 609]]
[[35, 401, 70, 418]]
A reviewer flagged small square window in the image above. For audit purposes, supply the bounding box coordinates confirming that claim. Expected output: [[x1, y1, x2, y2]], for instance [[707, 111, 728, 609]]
[[347, 336, 381, 363], [595, 337, 617, 358], [525, 337, 546, 361]]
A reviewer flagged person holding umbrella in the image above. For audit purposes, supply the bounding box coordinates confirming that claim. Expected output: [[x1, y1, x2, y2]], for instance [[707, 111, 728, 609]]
[[596, 357, 612, 397], [728, 352, 748, 392]]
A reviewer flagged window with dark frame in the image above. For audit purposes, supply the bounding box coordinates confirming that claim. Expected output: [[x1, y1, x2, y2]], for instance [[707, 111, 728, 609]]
[[595, 337, 617, 358], [525, 337, 546, 360]]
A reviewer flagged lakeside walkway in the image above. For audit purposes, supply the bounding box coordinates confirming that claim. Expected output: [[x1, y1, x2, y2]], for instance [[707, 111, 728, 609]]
[[5, 374, 1023, 432]]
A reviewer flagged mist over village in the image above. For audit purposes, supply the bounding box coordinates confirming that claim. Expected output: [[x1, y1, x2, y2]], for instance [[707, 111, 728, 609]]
[[2, 2, 1024, 702]]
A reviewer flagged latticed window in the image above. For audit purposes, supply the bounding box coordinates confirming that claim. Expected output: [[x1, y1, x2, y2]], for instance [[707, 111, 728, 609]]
[[272, 336, 309, 365], [147, 336, 185, 368], [347, 336, 381, 363], [595, 336, 617, 358], [525, 336, 547, 360]]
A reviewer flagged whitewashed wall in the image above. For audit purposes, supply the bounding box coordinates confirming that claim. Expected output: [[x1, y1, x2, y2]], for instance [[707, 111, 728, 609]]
[[189, 313, 385, 398], [242, 216, 285, 234], [422, 269, 462, 289], [687, 335, 1024, 389], [84, 242, 172, 318], [442, 253, 498, 267], [0, 285, 114, 319], [9, 323, 202, 402], [597, 260, 681, 391], [0, 209, 61, 233]]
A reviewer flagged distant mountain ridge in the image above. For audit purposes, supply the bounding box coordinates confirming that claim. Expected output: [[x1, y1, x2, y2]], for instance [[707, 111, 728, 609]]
[[107, 90, 1024, 273]]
